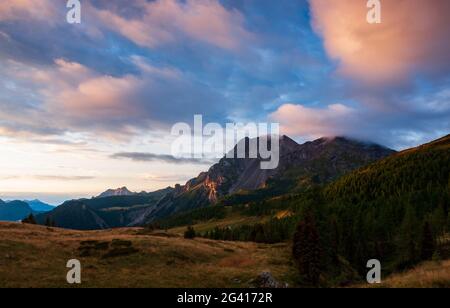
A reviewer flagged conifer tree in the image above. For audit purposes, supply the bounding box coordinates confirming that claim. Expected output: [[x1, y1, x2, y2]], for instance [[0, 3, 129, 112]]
[[22, 214, 36, 225], [292, 212, 322, 286], [397, 205, 420, 267], [420, 221, 435, 260], [431, 204, 447, 242]]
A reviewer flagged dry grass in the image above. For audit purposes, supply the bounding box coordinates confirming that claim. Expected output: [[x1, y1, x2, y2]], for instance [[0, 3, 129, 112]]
[[1, 222, 449, 288], [0, 222, 296, 288], [374, 260, 450, 288]]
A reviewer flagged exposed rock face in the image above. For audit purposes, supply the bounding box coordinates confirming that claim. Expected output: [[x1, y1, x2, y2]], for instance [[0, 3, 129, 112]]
[[253, 272, 288, 288], [97, 187, 135, 198], [177, 135, 394, 204]]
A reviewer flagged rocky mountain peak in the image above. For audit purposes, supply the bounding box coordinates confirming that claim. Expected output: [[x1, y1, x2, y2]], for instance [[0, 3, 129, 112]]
[[97, 187, 135, 199]]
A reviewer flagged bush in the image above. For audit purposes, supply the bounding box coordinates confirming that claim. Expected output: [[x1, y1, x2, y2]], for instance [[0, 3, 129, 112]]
[[22, 214, 36, 225], [184, 226, 196, 239]]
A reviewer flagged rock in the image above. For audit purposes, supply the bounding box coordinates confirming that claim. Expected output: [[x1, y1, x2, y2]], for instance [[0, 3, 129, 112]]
[[254, 272, 288, 288]]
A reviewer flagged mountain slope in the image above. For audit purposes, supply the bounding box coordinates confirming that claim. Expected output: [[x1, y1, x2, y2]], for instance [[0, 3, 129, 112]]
[[133, 136, 395, 225], [325, 134, 450, 203], [0, 201, 34, 221]]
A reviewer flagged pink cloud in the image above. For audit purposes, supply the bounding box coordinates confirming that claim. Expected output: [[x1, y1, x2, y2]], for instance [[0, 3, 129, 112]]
[[93, 0, 253, 51], [270, 103, 359, 139], [0, 0, 56, 22], [1, 55, 226, 141], [309, 0, 450, 84]]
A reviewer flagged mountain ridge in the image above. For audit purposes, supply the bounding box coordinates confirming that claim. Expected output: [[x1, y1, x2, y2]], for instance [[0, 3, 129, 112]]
[[130, 135, 395, 225], [35, 135, 396, 230]]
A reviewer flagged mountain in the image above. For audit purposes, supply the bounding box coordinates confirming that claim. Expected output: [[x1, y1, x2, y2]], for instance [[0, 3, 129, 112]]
[[164, 134, 449, 274], [34, 135, 395, 230], [130, 135, 395, 225], [23, 200, 54, 213], [0, 200, 33, 221], [97, 187, 135, 198], [36, 187, 173, 230]]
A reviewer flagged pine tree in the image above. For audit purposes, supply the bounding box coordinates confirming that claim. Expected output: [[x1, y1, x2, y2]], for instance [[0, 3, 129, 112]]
[[420, 221, 435, 260], [292, 212, 322, 286], [447, 212, 450, 234], [431, 204, 447, 243], [397, 205, 420, 267], [329, 217, 339, 264]]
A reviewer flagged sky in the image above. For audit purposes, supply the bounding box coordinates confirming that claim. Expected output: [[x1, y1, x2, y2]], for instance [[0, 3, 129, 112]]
[[0, 0, 449, 204]]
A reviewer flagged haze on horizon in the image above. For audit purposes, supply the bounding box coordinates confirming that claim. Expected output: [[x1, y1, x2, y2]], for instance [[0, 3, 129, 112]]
[[0, 0, 449, 204]]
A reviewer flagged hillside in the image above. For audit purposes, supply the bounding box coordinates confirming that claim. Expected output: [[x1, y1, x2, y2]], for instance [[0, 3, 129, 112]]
[[325, 134, 450, 203]]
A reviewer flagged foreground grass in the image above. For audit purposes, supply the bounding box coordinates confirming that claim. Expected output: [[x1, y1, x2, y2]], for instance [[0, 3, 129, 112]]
[[371, 260, 450, 288], [1, 222, 449, 288], [0, 222, 296, 288]]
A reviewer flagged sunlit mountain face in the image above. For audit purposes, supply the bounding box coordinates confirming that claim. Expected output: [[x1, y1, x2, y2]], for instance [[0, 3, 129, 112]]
[[0, 0, 449, 201]]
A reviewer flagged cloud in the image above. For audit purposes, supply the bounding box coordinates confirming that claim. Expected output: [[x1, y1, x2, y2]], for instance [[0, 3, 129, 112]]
[[32, 175, 96, 181], [0, 175, 95, 181], [0, 56, 227, 140], [309, 0, 450, 84], [0, 0, 448, 153], [0, 0, 56, 22], [111, 152, 213, 165], [270, 98, 450, 149], [270, 103, 358, 139], [92, 0, 254, 51], [140, 174, 194, 183]]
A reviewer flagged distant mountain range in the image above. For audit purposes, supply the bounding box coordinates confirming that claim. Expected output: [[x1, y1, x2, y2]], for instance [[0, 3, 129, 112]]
[[0, 199, 54, 221], [35, 187, 173, 230], [36, 135, 396, 230], [23, 200, 55, 212]]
